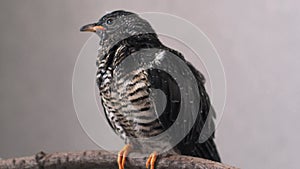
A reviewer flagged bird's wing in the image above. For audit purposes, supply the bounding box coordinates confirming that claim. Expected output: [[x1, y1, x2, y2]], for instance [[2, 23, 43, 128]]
[[178, 61, 221, 162], [185, 61, 216, 141], [146, 68, 181, 131], [143, 48, 204, 144], [147, 48, 220, 161]]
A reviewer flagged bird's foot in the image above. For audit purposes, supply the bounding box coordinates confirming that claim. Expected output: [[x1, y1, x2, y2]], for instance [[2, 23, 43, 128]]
[[118, 144, 132, 169], [146, 151, 158, 169]]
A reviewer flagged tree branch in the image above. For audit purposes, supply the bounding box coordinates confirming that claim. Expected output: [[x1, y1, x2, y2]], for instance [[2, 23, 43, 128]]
[[0, 150, 238, 169]]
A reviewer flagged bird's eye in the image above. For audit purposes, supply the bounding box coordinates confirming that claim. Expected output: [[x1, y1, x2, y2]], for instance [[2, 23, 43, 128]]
[[106, 18, 114, 25]]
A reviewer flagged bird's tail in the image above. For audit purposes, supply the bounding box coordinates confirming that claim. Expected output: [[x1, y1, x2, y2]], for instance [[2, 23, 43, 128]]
[[179, 139, 221, 162], [194, 141, 221, 162]]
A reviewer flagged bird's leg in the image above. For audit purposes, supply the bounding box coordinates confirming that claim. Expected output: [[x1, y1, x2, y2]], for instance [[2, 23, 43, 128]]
[[146, 151, 158, 169], [118, 144, 132, 169]]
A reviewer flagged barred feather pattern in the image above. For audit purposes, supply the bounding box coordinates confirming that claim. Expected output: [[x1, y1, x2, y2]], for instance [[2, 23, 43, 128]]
[[96, 47, 171, 151]]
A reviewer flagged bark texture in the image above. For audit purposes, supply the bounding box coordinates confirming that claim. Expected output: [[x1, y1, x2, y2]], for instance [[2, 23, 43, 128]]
[[0, 150, 238, 169]]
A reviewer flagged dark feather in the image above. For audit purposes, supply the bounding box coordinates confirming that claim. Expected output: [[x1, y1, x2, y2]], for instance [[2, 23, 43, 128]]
[[92, 11, 221, 162]]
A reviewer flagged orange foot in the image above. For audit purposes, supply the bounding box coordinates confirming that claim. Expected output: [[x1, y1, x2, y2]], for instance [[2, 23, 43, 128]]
[[117, 144, 132, 169], [146, 151, 158, 169]]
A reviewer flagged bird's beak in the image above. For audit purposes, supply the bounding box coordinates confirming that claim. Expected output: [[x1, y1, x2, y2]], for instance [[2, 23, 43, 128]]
[[80, 23, 106, 32]]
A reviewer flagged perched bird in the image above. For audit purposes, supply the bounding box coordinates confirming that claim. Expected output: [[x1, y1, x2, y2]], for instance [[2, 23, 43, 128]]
[[80, 10, 221, 169]]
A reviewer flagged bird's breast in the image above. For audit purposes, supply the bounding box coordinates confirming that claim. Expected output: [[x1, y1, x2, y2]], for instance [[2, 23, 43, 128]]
[[98, 67, 165, 139]]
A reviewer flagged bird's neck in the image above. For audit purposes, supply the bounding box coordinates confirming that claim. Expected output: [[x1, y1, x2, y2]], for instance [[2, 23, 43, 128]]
[[97, 33, 163, 70]]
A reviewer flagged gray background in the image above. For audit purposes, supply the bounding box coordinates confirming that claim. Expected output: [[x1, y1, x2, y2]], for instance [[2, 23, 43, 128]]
[[0, 1, 299, 169]]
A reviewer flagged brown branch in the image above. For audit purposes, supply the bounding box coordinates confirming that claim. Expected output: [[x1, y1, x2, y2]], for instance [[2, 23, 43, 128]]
[[0, 150, 238, 169]]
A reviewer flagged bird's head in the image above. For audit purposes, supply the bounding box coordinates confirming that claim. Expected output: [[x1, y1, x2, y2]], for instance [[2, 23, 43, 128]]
[[80, 10, 157, 50]]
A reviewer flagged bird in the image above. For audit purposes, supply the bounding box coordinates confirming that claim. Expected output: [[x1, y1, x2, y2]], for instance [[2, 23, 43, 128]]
[[80, 10, 221, 169]]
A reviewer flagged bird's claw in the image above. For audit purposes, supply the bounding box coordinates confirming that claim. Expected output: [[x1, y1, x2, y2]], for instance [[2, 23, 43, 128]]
[[118, 144, 132, 169], [146, 151, 157, 169]]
